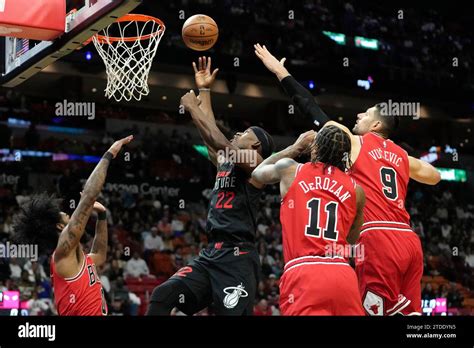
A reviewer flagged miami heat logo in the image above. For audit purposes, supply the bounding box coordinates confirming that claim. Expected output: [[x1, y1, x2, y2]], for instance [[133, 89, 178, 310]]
[[223, 283, 248, 309]]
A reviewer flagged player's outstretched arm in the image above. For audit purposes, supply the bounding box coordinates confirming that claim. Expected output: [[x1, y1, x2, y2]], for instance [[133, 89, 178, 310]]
[[89, 201, 108, 266], [347, 185, 365, 244], [55, 136, 133, 262], [193, 56, 219, 165], [408, 156, 441, 185], [252, 131, 315, 193], [193, 56, 219, 120], [254, 43, 330, 127], [181, 90, 261, 176]]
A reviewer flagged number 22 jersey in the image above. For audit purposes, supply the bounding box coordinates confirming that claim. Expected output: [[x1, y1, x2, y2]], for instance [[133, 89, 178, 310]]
[[206, 161, 263, 244]]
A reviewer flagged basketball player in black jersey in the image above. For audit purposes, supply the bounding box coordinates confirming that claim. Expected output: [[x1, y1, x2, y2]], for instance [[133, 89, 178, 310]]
[[146, 57, 277, 315]]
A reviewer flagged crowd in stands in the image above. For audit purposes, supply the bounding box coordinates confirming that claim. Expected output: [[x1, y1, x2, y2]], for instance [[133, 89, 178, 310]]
[[1, 114, 474, 315], [153, 0, 472, 86]]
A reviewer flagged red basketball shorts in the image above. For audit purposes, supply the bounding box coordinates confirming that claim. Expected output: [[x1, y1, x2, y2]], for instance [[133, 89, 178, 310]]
[[279, 256, 364, 316], [355, 223, 423, 316]]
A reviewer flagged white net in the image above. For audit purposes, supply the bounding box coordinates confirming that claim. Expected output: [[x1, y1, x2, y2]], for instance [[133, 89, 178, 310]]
[[92, 16, 165, 102]]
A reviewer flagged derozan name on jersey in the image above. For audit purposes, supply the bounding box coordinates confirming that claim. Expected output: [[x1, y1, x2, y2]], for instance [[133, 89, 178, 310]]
[[298, 177, 351, 203]]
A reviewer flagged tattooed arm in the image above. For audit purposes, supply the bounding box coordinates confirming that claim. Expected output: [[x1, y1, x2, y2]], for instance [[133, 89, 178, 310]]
[[54, 135, 133, 263], [89, 202, 108, 266]]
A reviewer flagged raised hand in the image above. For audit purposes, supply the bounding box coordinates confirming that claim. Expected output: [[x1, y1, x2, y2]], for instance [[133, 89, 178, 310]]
[[107, 135, 133, 158], [254, 43, 289, 80], [193, 56, 219, 89], [292, 130, 317, 155], [181, 90, 202, 111]]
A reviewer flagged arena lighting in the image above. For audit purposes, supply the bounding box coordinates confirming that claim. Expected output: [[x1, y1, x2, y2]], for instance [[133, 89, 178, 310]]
[[422, 298, 447, 316], [436, 167, 467, 182], [357, 76, 374, 90], [308, 81, 315, 90], [193, 144, 209, 159], [322, 31, 346, 45], [7, 117, 30, 126], [420, 152, 438, 163], [0, 149, 101, 163], [44, 125, 87, 135], [354, 36, 379, 50], [7, 118, 87, 134], [85, 51, 93, 61]]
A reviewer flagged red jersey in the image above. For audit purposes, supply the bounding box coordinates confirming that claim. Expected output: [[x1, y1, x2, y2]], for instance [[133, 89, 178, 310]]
[[280, 162, 357, 264], [350, 132, 411, 229], [51, 252, 107, 316]]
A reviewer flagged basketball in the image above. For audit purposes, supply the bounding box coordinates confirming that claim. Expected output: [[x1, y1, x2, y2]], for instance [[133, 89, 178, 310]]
[[182, 14, 219, 51]]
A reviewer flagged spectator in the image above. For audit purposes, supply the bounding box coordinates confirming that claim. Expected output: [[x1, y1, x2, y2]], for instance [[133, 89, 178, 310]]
[[158, 216, 172, 238], [18, 270, 36, 302], [171, 214, 185, 237], [465, 247, 474, 268], [422, 283, 435, 300], [9, 258, 22, 281], [108, 259, 124, 283], [143, 227, 164, 260], [24, 260, 48, 283], [27, 291, 51, 315], [124, 252, 150, 278], [254, 299, 272, 316]]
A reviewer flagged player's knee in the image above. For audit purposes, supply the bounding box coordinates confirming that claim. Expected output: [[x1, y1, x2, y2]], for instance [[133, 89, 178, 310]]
[[146, 281, 180, 315], [150, 281, 177, 304]]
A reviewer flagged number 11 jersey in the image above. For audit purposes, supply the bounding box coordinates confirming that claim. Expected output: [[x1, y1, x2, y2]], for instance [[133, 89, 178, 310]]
[[280, 162, 357, 263]]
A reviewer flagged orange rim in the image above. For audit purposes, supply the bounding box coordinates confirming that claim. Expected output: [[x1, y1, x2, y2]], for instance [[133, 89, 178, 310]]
[[93, 14, 165, 44]]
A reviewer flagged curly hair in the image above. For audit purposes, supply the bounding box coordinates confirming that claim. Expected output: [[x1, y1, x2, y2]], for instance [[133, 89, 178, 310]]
[[12, 193, 63, 254], [312, 125, 352, 172]]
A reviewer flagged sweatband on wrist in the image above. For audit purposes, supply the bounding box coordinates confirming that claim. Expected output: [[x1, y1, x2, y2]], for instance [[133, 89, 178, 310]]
[[103, 151, 113, 161], [97, 211, 107, 220]]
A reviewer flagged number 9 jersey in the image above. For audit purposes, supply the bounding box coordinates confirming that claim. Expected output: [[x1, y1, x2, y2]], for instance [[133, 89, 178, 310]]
[[350, 132, 410, 230], [350, 132, 422, 316]]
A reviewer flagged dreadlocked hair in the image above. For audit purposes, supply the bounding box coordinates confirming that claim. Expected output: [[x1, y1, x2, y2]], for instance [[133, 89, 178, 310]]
[[12, 192, 63, 254], [312, 125, 352, 172]]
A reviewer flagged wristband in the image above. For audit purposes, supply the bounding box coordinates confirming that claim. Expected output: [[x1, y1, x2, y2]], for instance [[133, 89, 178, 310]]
[[97, 211, 107, 220], [103, 151, 113, 161], [199, 88, 211, 92]]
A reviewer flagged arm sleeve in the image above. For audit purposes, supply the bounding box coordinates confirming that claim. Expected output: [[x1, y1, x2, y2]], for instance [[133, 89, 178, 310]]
[[280, 75, 331, 127]]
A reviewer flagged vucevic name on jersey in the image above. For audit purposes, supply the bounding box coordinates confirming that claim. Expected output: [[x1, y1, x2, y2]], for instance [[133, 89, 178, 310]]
[[350, 132, 410, 226], [206, 161, 262, 244]]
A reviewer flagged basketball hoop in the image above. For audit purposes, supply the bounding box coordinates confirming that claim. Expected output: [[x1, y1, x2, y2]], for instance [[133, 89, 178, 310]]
[[91, 14, 165, 102]]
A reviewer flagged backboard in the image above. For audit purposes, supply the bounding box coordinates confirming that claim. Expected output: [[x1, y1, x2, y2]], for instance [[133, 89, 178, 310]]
[[0, 0, 142, 88]]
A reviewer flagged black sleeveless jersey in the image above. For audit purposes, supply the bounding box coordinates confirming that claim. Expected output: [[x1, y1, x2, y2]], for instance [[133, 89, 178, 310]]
[[206, 161, 263, 244]]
